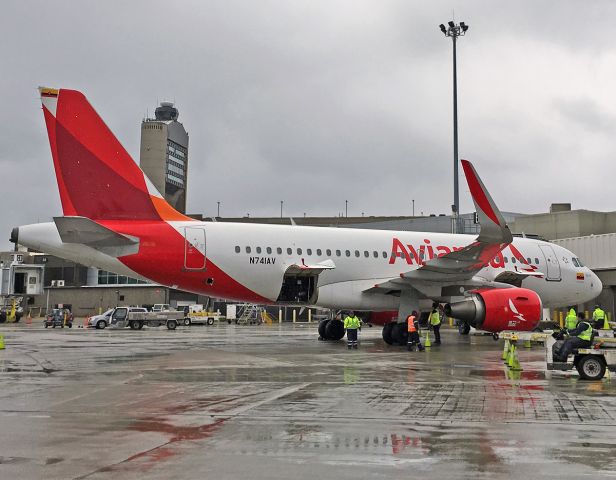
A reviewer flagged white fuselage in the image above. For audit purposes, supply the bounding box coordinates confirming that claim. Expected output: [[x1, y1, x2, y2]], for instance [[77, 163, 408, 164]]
[[17, 221, 602, 310]]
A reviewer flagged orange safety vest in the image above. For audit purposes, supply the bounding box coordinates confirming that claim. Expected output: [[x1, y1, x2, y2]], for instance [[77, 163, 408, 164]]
[[407, 315, 417, 333]]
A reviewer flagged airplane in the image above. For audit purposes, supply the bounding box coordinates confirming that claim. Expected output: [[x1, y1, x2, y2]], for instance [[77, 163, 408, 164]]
[[11, 87, 602, 345]]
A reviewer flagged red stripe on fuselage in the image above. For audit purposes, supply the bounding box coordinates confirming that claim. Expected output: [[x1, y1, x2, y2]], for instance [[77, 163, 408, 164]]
[[101, 220, 271, 304]]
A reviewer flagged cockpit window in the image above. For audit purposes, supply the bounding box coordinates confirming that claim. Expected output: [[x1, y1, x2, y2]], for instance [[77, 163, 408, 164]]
[[576, 258, 584, 267], [571, 258, 580, 267]]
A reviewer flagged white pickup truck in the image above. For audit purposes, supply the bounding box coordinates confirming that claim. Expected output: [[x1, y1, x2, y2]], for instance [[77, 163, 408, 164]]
[[110, 306, 185, 330]]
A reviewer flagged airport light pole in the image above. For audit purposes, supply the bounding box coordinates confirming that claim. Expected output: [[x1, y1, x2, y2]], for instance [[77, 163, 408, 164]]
[[280, 201, 283, 219], [217, 201, 220, 217], [345, 200, 348, 218], [439, 20, 468, 233]]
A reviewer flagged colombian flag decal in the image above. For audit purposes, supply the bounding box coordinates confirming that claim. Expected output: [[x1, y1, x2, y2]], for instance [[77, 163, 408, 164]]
[[576, 272, 585, 280]]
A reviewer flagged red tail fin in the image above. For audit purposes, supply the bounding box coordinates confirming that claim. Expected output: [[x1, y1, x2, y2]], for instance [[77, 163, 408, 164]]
[[40, 87, 189, 222]]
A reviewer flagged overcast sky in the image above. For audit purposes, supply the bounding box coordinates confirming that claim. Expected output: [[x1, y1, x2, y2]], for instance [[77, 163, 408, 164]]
[[1, 0, 615, 249]]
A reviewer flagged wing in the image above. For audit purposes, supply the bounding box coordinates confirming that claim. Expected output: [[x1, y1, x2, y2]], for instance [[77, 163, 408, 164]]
[[401, 160, 512, 283]]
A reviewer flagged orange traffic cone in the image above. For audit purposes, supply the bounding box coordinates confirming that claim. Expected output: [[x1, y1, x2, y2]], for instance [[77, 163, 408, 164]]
[[26, 312, 32, 326]]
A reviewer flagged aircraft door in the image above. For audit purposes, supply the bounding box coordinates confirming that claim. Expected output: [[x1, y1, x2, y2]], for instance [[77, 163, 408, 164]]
[[539, 245, 561, 281], [184, 227, 206, 270]]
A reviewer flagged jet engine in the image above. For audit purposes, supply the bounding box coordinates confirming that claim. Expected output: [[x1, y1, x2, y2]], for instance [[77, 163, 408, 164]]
[[444, 288, 542, 332]]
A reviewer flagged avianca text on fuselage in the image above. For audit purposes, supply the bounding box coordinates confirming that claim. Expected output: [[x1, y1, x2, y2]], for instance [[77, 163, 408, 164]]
[[388, 237, 538, 272]]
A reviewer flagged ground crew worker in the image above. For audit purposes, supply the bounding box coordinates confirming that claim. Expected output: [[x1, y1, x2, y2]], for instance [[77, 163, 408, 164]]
[[592, 304, 608, 330], [554, 312, 594, 362], [407, 311, 424, 351], [344, 311, 361, 349], [429, 302, 442, 345], [565, 306, 578, 330]]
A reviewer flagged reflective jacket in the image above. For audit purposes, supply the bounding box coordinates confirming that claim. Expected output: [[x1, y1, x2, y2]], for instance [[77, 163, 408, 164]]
[[567, 321, 593, 342], [430, 310, 441, 326], [344, 315, 361, 329], [407, 315, 417, 333], [593, 308, 608, 329], [565, 309, 578, 330]]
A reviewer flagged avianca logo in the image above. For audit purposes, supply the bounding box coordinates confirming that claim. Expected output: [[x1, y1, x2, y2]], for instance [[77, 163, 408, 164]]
[[388, 237, 539, 272], [508, 299, 529, 323]]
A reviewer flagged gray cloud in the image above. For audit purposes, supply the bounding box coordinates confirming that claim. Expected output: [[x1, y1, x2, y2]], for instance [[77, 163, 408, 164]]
[[1, 0, 616, 249]]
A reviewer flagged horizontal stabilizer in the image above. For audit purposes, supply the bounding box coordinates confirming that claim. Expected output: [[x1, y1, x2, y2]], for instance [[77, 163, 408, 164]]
[[54, 216, 139, 257]]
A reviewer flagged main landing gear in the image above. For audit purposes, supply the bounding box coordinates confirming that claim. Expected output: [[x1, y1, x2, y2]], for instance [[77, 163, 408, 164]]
[[318, 319, 346, 341], [382, 322, 409, 346]]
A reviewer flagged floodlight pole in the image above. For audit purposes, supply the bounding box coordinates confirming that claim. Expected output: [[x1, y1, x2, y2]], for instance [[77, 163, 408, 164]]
[[440, 21, 468, 233]]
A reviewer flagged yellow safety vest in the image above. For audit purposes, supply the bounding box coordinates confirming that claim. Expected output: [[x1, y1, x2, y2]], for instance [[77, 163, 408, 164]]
[[565, 309, 577, 330], [430, 311, 441, 326], [344, 315, 361, 329], [593, 308, 608, 329], [577, 321, 593, 342]]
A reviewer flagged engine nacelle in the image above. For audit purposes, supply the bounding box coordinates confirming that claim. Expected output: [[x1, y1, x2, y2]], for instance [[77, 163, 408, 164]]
[[444, 288, 542, 332]]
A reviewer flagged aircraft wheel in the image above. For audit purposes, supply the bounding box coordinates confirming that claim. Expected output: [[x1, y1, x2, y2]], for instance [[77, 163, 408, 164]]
[[382, 323, 394, 345], [576, 355, 606, 381], [458, 322, 471, 335], [318, 319, 330, 339], [391, 323, 408, 346], [325, 319, 345, 341]]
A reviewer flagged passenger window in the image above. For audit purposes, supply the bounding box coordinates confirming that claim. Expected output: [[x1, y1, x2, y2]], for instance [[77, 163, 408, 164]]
[[345, 250, 351, 257], [383, 251, 387, 258], [355, 250, 360, 257], [317, 249, 322, 256], [246, 246, 251, 254], [373, 251, 378, 258], [267, 247, 272, 254], [287, 248, 292, 255], [364, 251, 369, 258], [326, 249, 331, 256], [235, 246, 240, 253], [504, 257, 508, 263], [256, 247, 262, 254], [526, 257, 531, 264], [535, 258, 539, 264], [307, 249, 312, 256], [336, 250, 341, 256], [277, 247, 282, 254], [297, 248, 302, 255], [511, 257, 516, 264]]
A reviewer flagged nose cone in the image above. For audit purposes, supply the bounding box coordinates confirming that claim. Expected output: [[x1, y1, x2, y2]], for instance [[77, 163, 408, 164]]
[[590, 270, 603, 298]]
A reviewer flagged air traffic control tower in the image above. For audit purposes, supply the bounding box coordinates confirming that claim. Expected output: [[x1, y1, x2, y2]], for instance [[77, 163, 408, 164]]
[[140, 102, 189, 213]]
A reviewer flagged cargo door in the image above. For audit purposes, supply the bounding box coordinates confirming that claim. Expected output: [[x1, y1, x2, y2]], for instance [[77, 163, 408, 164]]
[[184, 227, 206, 270], [539, 245, 561, 281]]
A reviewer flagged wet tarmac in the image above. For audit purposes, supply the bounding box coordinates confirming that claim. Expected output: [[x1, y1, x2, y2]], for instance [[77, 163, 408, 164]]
[[1, 322, 616, 479]]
